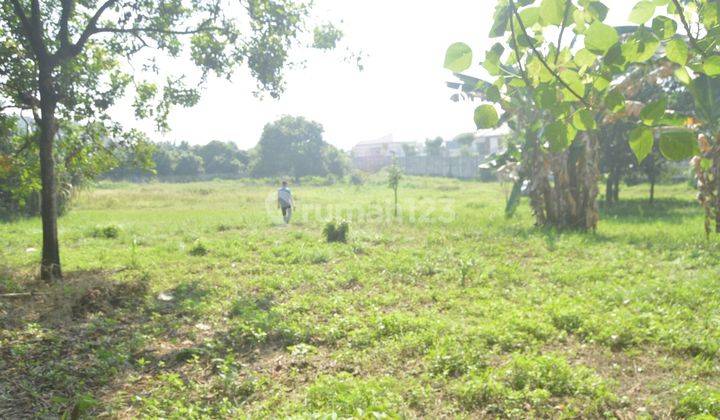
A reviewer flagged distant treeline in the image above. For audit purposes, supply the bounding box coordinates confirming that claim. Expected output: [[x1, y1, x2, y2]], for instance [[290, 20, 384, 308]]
[[105, 140, 251, 181], [105, 116, 350, 182]]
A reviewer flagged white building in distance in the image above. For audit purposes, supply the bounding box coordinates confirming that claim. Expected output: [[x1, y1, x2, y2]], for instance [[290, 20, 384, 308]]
[[351, 134, 420, 172]]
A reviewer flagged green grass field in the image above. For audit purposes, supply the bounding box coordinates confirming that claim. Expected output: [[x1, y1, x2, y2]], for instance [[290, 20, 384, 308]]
[[1, 177, 719, 418]]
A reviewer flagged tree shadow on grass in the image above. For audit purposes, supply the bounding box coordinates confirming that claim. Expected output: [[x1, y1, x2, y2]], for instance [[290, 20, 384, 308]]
[[599, 197, 699, 225], [0, 270, 153, 417], [0, 270, 302, 418], [498, 223, 614, 250], [497, 197, 701, 249]]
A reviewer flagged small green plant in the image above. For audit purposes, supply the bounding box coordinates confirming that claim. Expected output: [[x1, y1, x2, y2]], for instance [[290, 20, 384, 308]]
[[129, 238, 139, 268], [92, 224, 120, 239], [189, 241, 209, 256], [323, 220, 349, 243], [387, 160, 403, 217], [62, 393, 99, 419], [459, 258, 475, 286]]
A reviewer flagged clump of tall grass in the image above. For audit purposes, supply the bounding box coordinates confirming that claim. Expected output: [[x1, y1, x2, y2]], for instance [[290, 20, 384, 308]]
[[92, 224, 121, 239], [189, 241, 209, 256], [323, 220, 349, 243]]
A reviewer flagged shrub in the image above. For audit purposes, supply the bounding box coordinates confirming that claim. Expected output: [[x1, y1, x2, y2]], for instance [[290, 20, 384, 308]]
[[323, 220, 349, 243], [349, 172, 365, 186], [92, 224, 120, 239], [189, 241, 209, 256]]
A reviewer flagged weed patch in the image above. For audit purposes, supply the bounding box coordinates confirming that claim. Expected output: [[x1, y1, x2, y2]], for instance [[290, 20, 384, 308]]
[[323, 220, 349, 243], [91, 224, 121, 239], [305, 373, 407, 417], [189, 241, 209, 256], [452, 354, 618, 417]]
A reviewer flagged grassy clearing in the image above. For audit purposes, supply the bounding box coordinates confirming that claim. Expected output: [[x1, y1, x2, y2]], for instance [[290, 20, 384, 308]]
[[1, 177, 719, 418]]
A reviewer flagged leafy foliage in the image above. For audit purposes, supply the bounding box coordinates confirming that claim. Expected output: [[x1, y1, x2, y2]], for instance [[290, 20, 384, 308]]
[[444, 0, 720, 233], [251, 116, 348, 179], [313, 23, 344, 50], [322, 220, 349, 243], [424, 137, 444, 157]]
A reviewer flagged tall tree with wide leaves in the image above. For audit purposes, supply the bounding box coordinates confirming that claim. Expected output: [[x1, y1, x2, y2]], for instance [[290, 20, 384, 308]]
[[444, 0, 701, 231], [0, 0, 342, 280]]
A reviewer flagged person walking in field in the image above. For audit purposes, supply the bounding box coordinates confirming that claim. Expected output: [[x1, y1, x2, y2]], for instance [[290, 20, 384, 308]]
[[277, 181, 294, 224]]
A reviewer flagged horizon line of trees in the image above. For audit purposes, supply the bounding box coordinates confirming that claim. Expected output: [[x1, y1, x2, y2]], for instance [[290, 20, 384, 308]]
[[107, 116, 349, 182]]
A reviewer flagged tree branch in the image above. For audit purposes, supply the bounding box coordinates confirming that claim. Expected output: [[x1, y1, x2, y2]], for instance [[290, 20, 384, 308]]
[[508, 0, 590, 108], [20, 111, 32, 138], [9, 112, 35, 156], [14, 134, 34, 157], [62, 1, 221, 62], [93, 25, 223, 36], [64, 0, 118, 60], [509, 13, 534, 92], [30, 0, 41, 28], [0, 292, 46, 299], [58, 0, 74, 51], [554, 0, 572, 65], [671, 0, 705, 56], [0, 103, 31, 112], [7, 0, 47, 60]]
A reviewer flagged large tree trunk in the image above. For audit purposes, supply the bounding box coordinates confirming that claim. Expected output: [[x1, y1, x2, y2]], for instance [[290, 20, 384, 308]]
[[604, 168, 620, 204], [38, 67, 62, 281], [576, 133, 600, 230], [605, 176, 614, 204], [693, 145, 720, 235], [612, 174, 620, 203], [39, 123, 61, 280], [526, 132, 599, 231]]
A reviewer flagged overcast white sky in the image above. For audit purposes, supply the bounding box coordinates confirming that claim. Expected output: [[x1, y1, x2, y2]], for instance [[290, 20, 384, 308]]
[[114, 0, 635, 151]]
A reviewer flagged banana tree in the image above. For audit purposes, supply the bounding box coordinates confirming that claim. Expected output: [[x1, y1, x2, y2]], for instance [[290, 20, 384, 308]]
[[444, 0, 702, 231], [445, 0, 627, 230]]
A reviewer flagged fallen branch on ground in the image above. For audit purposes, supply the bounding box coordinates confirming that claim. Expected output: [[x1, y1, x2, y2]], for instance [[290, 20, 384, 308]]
[[0, 292, 47, 298]]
